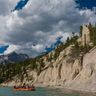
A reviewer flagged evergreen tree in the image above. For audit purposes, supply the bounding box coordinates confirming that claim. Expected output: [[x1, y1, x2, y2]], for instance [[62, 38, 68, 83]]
[[80, 26, 83, 37]]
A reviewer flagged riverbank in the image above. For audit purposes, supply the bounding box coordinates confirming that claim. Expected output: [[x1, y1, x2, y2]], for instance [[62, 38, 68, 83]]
[[46, 85, 96, 94], [48, 86, 96, 96]]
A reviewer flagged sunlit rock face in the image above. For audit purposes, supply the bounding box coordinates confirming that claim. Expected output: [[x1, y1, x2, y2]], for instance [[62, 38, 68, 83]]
[[81, 25, 91, 46]]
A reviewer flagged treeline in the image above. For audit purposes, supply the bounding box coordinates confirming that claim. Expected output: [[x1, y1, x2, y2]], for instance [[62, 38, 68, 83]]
[[88, 23, 96, 46], [0, 57, 45, 83]]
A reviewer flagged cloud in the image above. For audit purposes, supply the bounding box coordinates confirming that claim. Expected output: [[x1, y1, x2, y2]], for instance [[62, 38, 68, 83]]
[[32, 44, 44, 53], [4, 44, 18, 55], [0, 0, 96, 57], [79, 9, 96, 24], [0, 0, 18, 15]]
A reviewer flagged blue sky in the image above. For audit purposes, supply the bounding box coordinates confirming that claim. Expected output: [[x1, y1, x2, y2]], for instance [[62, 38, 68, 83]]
[[12, 0, 29, 11], [0, 0, 96, 57], [13, 0, 96, 11], [0, 45, 9, 54], [76, 0, 96, 9]]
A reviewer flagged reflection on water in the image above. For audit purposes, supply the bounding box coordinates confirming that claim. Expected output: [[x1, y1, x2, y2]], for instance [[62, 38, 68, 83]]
[[0, 87, 96, 96]]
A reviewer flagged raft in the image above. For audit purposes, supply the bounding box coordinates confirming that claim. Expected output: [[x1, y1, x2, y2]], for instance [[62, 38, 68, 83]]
[[14, 86, 35, 91]]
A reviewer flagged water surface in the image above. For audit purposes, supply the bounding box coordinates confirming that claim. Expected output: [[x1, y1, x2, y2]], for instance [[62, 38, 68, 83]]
[[0, 87, 96, 96]]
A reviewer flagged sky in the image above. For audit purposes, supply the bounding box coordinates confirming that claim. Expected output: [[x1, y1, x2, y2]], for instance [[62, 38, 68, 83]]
[[0, 0, 96, 57]]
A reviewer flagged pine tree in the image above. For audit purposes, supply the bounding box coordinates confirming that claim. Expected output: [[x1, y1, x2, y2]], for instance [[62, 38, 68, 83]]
[[80, 26, 83, 37]]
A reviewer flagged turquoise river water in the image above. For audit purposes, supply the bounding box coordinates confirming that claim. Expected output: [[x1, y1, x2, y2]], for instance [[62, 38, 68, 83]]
[[0, 87, 96, 96]]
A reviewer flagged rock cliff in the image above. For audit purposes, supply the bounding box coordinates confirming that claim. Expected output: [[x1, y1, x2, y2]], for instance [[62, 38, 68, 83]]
[[2, 45, 96, 92], [1, 24, 96, 92]]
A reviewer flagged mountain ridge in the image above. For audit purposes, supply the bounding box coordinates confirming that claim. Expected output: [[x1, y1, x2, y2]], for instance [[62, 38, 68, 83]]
[[0, 52, 29, 64]]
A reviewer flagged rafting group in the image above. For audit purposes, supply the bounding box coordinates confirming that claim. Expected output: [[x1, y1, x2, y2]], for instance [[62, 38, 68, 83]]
[[14, 83, 36, 91]]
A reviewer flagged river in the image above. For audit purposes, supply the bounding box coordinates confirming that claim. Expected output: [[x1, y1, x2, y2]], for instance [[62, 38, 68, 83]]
[[0, 87, 96, 96]]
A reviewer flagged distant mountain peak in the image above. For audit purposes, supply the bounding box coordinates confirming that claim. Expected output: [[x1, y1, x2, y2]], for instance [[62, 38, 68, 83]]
[[0, 52, 29, 64]]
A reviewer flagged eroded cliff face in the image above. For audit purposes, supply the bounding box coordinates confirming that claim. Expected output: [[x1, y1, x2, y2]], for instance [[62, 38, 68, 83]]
[[2, 45, 96, 92], [67, 47, 96, 92], [1, 45, 82, 87], [34, 46, 81, 86]]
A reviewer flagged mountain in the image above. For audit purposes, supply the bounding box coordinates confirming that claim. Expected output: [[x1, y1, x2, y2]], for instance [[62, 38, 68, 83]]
[[0, 52, 29, 64], [1, 24, 96, 92]]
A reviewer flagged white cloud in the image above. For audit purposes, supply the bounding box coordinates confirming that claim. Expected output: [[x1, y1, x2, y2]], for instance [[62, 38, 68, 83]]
[[4, 44, 18, 55], [32, 44, 45, 53], [79, 9, 96, 24], [0, 0, 96, 56]]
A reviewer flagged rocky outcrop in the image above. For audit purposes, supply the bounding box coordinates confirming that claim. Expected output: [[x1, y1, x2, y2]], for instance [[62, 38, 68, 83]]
[[81, 25, 91, 46], [66, 47, 96, 92]]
